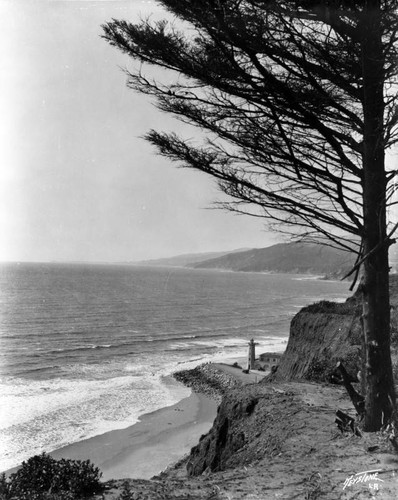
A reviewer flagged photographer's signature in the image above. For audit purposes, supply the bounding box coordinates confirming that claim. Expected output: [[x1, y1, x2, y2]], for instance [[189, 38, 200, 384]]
[[343, 469, 384, 491]]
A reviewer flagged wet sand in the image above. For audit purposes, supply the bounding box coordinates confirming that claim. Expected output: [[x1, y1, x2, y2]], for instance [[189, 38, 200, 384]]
[[48, 362, 265, 481], [6, 361, 269, 480], [50, 391, 218, 481]]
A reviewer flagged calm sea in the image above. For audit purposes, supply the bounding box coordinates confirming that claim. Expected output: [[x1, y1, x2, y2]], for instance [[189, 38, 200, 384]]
[[0, 263, 351, 471]]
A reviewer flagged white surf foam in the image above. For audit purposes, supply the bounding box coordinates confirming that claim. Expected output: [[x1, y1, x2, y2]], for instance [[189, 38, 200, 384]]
[[0, 335, 286, 472], [0, 365, 190, 472]]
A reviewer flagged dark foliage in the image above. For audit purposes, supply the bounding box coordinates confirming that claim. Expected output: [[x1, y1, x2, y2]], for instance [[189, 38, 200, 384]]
[[102, 1, 398, 429], [102, 1, 397, 254], [116, 481, 135, 500], [0, 453, 103, 500], [307, 348, 361, 383]]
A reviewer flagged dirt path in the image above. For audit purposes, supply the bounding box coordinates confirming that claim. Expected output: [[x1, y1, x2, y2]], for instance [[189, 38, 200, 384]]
[[211, 363, 267, 384]]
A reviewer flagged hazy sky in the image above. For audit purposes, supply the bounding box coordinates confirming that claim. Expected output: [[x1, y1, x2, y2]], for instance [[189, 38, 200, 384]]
[[0, 0, 279, 263]]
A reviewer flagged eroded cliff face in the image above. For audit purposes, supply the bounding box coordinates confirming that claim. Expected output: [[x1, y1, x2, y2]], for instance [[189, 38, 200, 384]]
[[186, 293, 363, 479], [185, 276, 398, 484], [107, 382, 398, 499], [187, 384, 296, 475], [184, 380, 398, 491], [273, 275, 398, 382], [274, 299, 362, 381]]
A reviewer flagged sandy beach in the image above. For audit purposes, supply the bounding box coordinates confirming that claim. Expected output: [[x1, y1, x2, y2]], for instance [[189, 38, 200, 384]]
[[3, 359, 271, 481], [50, 389, 218, 481], [48, 361, 267, 481]]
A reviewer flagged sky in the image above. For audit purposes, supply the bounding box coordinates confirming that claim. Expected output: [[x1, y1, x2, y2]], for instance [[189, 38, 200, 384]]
[[0, 0, 278, 263]]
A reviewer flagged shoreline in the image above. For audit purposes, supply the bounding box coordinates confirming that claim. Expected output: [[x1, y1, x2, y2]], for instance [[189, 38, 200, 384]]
[[49, 389, 218, 481], [47, 361, 267, 480], [3, 359, 274, 479], [3, 357, 278, 479]]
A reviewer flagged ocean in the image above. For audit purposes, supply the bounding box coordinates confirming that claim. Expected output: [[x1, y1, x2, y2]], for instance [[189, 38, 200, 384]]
[[0, 263, 351, 472]]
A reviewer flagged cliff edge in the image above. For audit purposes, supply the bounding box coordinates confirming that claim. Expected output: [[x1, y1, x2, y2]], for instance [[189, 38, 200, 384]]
[[102, 381, 398, 499], [274, 297, 362, 382], [98, 277, 398, 499], [270, 274, 398, 382]]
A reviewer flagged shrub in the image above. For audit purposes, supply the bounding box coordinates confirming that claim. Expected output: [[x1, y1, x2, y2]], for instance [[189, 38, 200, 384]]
[[4, 453, 103, 500], [305, 345, 362, 384], [232, 362, 242, 369], [0, 473, 10, 500], [116, 481, 134, 500], [307, 355, 333, 382]]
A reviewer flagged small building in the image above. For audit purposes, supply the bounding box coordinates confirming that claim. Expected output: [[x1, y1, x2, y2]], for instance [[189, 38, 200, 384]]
[[257, 352, 282, 371]]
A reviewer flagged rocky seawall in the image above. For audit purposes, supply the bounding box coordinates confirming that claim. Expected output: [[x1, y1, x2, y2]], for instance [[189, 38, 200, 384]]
[[173, 363, 243, 401]]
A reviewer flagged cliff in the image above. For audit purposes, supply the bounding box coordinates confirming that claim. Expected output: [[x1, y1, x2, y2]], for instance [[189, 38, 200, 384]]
[[185, 382, 356, 477], [98, 278, 398, 499], [274, 298, 363, 382], [174, 277, 398, 497], [101, 379, 398, 499], [272, 275, 398, 382]]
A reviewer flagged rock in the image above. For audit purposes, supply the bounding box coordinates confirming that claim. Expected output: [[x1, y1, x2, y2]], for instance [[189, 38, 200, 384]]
[[173, 364, 241, 401]]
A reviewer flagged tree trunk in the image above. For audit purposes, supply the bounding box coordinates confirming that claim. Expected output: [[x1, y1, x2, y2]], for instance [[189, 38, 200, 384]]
[[361, 0, 396, 431]]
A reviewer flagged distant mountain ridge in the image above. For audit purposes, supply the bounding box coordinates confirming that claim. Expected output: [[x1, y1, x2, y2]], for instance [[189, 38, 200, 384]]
[[136, 249, 250, 268], [189, 243, 355, 277]]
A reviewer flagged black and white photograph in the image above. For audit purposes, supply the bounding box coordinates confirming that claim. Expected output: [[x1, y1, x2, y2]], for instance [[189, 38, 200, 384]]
[[1, 1, 398, 498]]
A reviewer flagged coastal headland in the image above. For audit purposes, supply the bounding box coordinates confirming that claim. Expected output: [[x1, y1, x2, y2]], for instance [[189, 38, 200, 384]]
[[93, 362, 398, 500], [6, 358, 398, 499], [89, 278, 398, 500]]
